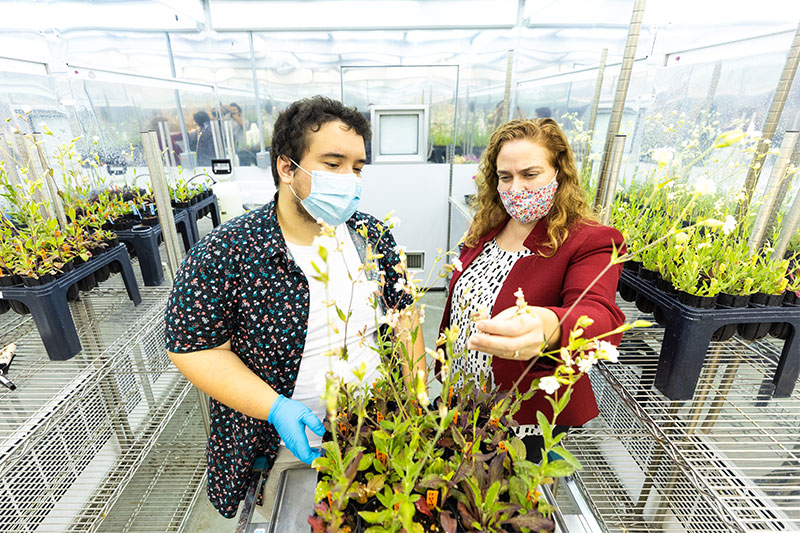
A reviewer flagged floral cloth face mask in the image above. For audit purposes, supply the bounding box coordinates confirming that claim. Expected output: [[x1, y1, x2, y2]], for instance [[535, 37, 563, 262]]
[[498, 171, 559, 224]]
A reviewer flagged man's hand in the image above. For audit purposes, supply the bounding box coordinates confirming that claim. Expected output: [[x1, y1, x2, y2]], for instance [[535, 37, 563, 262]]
[[468, 306, 559, 361], [267, 395, 326, 464]]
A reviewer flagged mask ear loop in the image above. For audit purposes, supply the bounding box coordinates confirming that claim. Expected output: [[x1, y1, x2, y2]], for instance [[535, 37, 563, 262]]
[[283, 155, 307, 201]]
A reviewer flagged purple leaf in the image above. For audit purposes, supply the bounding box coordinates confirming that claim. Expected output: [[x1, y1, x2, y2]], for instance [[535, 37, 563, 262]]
[[440, 510, 457, 533]]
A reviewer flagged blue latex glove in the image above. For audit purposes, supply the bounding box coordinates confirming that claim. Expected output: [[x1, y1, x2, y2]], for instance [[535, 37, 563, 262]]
[[267, 395, 326, 464]]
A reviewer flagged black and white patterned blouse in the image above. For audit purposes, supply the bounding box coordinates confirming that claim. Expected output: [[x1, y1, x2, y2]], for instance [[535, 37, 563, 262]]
[[449, 238, 541, 438]]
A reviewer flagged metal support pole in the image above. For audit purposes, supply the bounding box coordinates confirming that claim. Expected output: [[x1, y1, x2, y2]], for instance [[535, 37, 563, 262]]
[[33, 134, 69, 230], [249, 31, 268, 168], [223, 119, 239, 166], [166, 32, 194, 170], [580, 48, 608, 177], [18, 134, 55, 220], [737, 20, 800, 221], [197, 390, 211, 437], [775, 177, 800, 260], [702, 61, 722, 114], [210, 120, 224, 162], [600, 135, 626, 225], [141, 130, 182, 279], [502, 50, 514, 122], [749, 131, 799, 252], [162, 120, 177, 168], [593, 0, 646, 211]]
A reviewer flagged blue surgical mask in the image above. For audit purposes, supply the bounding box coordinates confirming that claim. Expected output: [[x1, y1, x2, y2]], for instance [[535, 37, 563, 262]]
[[288, 158, 362, 226]]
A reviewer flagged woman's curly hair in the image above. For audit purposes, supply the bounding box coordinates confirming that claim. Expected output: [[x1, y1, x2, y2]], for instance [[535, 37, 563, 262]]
[[466, 118, 595, 256]]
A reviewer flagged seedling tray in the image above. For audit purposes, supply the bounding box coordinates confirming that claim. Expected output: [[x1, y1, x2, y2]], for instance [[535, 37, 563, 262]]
[[0, 244, 141, 361], [115, 209, 195, 286], [619, 270, 800, 400], [173, 194, 221, 243]]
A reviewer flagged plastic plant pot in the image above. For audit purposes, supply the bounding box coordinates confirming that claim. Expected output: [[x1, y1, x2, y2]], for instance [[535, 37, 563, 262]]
[[713, 292, 750, 341], [772, 291, 800, 339], [623, 260, 640, 274], [739, 292, 784, 340], [676, 290, 717, 309], [619, 282, 637, 302], [638, 267, 659, 282]]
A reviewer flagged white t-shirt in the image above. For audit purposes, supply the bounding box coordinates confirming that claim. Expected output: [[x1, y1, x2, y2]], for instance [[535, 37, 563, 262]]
[[285, 224, 384, 447]]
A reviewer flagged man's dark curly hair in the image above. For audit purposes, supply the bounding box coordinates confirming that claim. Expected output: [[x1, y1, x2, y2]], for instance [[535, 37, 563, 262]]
[[270, 96, 371, 187]]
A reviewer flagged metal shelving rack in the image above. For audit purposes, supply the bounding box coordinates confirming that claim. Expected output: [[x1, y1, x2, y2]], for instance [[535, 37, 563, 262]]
[[568, 299, 800, 532], [0, 278, 199, 532]]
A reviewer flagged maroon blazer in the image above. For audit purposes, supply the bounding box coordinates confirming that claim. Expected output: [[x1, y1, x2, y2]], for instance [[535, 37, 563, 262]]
[[439, 216, 625, 426]]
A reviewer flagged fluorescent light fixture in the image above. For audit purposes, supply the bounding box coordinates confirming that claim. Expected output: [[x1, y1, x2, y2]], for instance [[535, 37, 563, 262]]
[[0, 57, 48, 76], [210, 0, 517, 30], [68, 64, 215, 93]]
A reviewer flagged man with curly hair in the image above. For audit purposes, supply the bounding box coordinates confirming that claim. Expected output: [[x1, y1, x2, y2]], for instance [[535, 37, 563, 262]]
[[165, 96, 425, 519]]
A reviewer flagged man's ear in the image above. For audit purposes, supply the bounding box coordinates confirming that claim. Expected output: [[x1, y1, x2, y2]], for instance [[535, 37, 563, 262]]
[[276, 155, 294, 185]]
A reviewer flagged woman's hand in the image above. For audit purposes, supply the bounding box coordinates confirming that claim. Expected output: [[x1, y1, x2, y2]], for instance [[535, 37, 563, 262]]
[[468, 306, 560, 361]]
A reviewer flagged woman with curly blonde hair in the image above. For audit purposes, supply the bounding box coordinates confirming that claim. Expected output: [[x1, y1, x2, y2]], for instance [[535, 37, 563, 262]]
[[439, 118, 626, 461]]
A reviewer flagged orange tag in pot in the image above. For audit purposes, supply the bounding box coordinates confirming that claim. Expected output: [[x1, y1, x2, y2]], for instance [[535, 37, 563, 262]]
[[481, 383, 486, 393], [447, 386, 453, 405], [426, 490, 439, 510], [339, 422, 347, 434], [464, 441, 473, 456], [418, 407, 423, 416], [376, 451, 387, 466], [377, 412, 385, 423], [393, 502, 400, 512], [498, 441, 507, 453], [327, 492, 333, 509], [489, 418, 499, 428], [452, 411, 458, 425]]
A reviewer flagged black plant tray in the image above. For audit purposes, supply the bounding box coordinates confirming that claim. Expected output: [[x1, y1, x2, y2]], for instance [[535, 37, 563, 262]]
[[173, 193, 221, 243], [115, 209, 195, 286], [0, 244, 141, 361], [619, 270, 800, 401]]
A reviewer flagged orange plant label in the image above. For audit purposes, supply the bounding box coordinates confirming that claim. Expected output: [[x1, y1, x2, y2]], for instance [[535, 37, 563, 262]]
[[481, 383, 486, 393], [464, 441, 473, 455], [426, 490, 439, 510], [447, 386, 453, 405], [376, 451, 387, 466], [498, 441, 507, 453], [377, 412, 385, 423], [489, 418, 499, 428], [393, 502, 400, 512], [339, 422, 347, 434], [327, 491, 333, 509], [452, 411, 458, 425]]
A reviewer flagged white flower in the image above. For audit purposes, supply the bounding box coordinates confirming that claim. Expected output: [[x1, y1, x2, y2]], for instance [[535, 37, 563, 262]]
[[651, 147, 674, 166], [722, 215, 736, 235], [595, 340, 619, 363], [539, 376, 560, 395], [577, 352, 598, 373], [388, 216, 401, 228], [693, 177, 716, 196], [451, 258, 463, 272]]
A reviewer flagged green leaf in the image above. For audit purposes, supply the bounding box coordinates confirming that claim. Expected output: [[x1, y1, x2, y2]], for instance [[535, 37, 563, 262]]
[[485, 481, 501, 508], [550, 446, 582, 471], [314, 480, 330, 503], [543, 459, 575, 477], [508, 437, 526, 463], [359, 509, 393, 524], [537, 411, 553, 444], [336, 305, 347, 323]]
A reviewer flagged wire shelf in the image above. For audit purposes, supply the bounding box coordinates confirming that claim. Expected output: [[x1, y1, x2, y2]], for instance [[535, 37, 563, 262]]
[[569, 299, 800, 532], [0, 274, 193, 532], [96, 391, 207, 533]]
